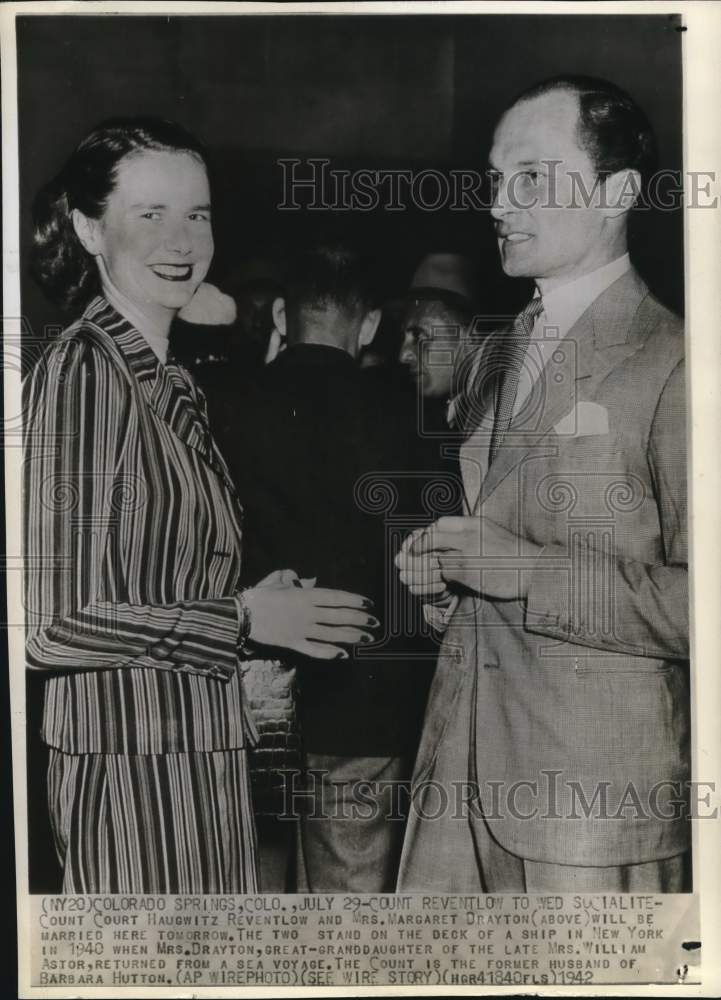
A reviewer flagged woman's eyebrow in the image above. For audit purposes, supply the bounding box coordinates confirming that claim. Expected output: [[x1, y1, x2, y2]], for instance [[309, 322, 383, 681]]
[[127, 201, 212, 210]]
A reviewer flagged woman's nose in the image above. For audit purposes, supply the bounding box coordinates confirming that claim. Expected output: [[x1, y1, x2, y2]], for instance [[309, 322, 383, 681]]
[[162, 222, 192, 254]]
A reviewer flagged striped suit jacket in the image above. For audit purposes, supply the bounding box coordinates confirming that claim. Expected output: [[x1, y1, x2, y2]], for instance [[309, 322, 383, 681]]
[[23, 297, 250, 754]]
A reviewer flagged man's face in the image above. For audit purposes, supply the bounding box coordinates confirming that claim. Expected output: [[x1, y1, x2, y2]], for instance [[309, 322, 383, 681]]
[[399, 300, 465, 399], [489, 90, 610, 288]]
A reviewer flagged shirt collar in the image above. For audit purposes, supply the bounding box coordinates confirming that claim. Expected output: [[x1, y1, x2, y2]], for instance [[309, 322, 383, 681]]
[[98, 280, 171, 363], [536, 253, 631, 339], [276, 343, 356, 368]]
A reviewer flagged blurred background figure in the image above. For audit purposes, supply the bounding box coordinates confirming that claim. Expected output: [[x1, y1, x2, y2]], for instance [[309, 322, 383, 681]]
[[399, 252, 481, 432], [170, 256, 285, 446], [394, 252, 487, 508], [227, 256, 287, 368], [226, 237, 436, 893]]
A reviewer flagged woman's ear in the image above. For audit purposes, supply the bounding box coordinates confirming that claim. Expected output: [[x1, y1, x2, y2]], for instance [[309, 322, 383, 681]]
[[71, 209, 103, 255]]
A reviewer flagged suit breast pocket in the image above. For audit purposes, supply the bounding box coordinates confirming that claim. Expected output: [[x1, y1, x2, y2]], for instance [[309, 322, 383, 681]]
[[573, 655, 674, 676], [553, 400, 610, 438]]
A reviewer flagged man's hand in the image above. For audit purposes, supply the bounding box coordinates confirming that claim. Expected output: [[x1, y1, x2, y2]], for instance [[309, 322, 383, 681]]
[[396, 516, 542, 601]]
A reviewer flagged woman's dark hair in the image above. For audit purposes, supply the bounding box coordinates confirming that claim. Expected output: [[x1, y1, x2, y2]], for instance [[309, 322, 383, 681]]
[[31, 117, 210, 312]]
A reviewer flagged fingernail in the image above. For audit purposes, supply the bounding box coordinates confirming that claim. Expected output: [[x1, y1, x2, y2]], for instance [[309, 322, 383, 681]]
[[336, 651, 348, 659], [360, 635, 372, 644], [363, 600, 374, 609], [368, 617, 380, 628]]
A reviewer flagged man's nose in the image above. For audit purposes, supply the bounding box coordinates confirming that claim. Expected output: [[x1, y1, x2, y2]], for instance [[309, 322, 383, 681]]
[[490, 176, 512, 221], [399, 333, 417, 365]]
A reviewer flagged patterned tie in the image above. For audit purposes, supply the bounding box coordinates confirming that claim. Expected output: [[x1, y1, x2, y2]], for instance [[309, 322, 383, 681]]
[[488, 296, 544, 464]]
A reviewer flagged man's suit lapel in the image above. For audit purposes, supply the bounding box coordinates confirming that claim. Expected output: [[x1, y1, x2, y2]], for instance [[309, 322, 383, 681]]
[[472, 269, 649, 513]]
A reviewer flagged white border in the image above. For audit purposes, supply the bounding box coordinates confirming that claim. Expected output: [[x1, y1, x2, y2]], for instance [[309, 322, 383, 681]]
[[3, 2, 720, 997]]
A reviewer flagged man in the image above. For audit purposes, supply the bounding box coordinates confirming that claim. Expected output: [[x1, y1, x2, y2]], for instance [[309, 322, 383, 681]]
[[396, 76, 688, 892], [399, 252, 479, 409], [229, 239, 435, 892]]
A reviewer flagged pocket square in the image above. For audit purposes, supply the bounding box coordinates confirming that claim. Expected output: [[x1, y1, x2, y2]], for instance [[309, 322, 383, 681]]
[[553, 400, 609, 437]]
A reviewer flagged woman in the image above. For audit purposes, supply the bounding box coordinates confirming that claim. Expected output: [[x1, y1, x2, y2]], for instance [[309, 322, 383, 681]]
[[25, 118, 376, 894]]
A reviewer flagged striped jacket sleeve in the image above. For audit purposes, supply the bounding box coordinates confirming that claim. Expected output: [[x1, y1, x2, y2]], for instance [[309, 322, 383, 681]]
[[23, 337, 240, 679]]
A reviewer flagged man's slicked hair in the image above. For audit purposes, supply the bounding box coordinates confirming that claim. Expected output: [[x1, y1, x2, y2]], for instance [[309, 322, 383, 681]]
[[512, 75, 658, 187], [284, 238, 378, 319]]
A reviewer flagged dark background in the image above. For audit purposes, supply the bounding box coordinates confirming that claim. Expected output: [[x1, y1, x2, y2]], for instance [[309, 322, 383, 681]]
[[16, 12, 684, 892], [19, 13, 684, 336]]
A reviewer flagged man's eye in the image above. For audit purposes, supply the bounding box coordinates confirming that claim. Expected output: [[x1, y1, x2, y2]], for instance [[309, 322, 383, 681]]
[[522, 171, 539, 182], [189, 213, 210, 222], [141, 211, 161, 220]]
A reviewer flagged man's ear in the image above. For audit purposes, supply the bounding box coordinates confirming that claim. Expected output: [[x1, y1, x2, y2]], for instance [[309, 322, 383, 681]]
[[264, 328, 284, 365], [358, 308, 381, 350], [271, 296, 287, 339], [603, 168, 641, 217], [71, 209, 103, 255]]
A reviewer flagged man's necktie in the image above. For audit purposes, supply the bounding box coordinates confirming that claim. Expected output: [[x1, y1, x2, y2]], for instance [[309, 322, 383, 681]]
[[488, 296, 544, 465]]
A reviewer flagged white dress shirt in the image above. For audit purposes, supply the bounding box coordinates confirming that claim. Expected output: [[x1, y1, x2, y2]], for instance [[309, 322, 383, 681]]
[[457, 253, 631, 513], [512, 253, 631, 416]]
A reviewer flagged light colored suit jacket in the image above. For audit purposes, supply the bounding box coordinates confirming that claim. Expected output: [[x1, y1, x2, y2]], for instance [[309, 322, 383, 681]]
[[398, 270, 688, 886]]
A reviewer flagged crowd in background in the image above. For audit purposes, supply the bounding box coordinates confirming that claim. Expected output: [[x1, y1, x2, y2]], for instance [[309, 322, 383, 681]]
[[168, 240, 477, 891]]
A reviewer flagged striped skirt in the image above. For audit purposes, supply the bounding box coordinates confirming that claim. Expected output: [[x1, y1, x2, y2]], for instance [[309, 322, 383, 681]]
[[48, 747, 259, 894]]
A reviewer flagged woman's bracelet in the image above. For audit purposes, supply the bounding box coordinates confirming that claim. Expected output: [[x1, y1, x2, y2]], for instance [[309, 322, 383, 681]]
[[233, 588, 253, 658]]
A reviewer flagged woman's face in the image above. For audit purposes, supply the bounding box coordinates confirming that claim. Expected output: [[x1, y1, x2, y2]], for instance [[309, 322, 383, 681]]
[[90, 149, 213, 316]]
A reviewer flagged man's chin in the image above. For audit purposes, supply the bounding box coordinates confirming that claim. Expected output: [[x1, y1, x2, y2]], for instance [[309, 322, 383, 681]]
[[500, 252, 535, 279], [422, 383, 450, 401]]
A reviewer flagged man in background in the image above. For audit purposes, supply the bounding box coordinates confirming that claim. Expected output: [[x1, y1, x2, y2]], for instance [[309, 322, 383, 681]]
[[229, 239, 435, 892], [399, 253, 478, 408], [398, 251, 492, 442]]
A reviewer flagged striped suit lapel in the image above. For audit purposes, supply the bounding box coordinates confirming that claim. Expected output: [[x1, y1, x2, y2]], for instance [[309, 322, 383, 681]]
[[86, 298, 234, 484], [147, 361, 213, 462]]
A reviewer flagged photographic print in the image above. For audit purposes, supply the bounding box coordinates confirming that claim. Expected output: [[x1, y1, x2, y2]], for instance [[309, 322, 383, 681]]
[[3, 2, 719, 996]]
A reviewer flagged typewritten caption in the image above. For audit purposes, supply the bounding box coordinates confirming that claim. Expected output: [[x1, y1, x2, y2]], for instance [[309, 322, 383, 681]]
[[31, 892, 699, 989]]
